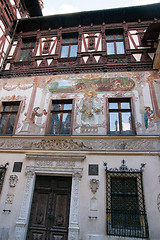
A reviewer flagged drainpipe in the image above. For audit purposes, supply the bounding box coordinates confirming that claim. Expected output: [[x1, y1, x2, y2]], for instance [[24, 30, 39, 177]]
[[0, 19, 19, 71]]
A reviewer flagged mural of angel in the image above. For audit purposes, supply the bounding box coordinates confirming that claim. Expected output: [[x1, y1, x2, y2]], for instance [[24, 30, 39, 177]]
[[144, 106, 154, 128], [25, 107, 47, 123]]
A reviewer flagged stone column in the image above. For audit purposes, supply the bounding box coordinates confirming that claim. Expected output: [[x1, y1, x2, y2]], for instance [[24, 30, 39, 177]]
[[14, 169, 35, 240], [68, 171, 82, 240]]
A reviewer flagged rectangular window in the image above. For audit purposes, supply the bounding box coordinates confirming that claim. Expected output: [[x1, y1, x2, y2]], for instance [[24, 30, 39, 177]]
[[108, 98, 134, 135], [0, 167, 7, 194], [49, 99, 73, 135], [19, 38, 36, 61], [106, 170, 149, 238], [106, 33, 125, 55], [61, 35, 78, 58], [0, 101, 20, 135]]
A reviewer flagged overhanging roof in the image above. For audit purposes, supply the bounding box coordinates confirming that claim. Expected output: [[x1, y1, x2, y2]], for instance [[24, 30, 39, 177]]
[[142, 23, 160, 42], [16, 3, 160, 32], [22, 0, 42, 17]]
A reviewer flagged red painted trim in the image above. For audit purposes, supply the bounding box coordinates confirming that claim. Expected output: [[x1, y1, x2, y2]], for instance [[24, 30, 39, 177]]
[[148, 81, 160, 118]]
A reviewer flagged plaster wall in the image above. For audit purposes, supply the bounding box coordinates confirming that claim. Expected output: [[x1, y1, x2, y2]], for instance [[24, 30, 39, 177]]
[[0, 152, 160, 240]]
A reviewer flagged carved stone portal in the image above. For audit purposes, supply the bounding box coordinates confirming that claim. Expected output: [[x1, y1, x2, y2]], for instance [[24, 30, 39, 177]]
[[14, 154, 85, 240], [90, 179, 99, 194]]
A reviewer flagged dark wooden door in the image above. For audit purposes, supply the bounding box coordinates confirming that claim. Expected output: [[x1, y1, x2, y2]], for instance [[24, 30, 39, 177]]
[[27, 176, 72, 240]]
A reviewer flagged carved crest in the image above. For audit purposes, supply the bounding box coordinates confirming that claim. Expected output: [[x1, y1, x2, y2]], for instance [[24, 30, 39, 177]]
[[9, 175, 18, 187], [90, 179, 99, 194]]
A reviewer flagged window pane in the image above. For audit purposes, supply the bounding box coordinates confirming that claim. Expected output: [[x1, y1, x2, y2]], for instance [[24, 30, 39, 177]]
[[61, 46, 69, 58], [49, 113, 60, 134], [116, 41, 125, 54], [71, 38, 78, 43], [19, 49, 27, 61], [23, 42, 29, 48], [6, 114, 16, 134], [115, 34, 123, 40], [110, 112, 119, 133], [0, 115, 8, 134], [121, 102, 130, 109], [63, 104, 72, 110], [12, 104, 19, 111], [53, 104, 62, 111], [27, 49, 33, 61], [30, 42, 35, 48], [107, 42, 115, 55], [3, 105, 11, 111], [109, 102, 118, 109], [61, 113, 71, 135], [106, 35, 114, 40], [122, 112, 132, 133], [62, 39, 70, 44], [70, 45, 78, 57]]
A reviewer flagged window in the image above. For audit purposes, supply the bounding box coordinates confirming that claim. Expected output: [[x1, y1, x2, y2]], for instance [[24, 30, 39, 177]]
[[18, 38, 36, 61], [0, 101, 20, 135], [0, 163, 8, 194], [61, 34, 78, 58], [106, 32, 125, 55], [49, 99, 73, 135], [108, 98, 134, 135], [105, 160, 149, 238]]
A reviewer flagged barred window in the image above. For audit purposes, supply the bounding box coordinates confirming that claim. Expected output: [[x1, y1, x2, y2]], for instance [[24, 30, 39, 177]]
[[105, 160, 149, 238]]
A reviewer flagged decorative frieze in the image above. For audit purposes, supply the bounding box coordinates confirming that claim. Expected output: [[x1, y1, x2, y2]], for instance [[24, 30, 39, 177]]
[[0, 137, 159, 152]]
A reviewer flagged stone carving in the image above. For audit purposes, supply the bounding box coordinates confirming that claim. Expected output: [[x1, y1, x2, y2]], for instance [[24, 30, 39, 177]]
[[9, 175, 18, 187], [157, 194, 160, 212], [31, 139, 92, 150], [0, 137, 159, 152], [90, 179, 99, 194], [5, 193, 15, 204]]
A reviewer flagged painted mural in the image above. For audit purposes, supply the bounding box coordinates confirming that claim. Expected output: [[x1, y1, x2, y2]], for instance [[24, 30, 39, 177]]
[[48, 76, 135, 93], [0, 71, 159, 135]]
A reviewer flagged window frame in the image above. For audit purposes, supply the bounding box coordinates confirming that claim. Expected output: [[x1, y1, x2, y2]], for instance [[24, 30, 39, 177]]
[[106, 32, 125, 55], [60, 34, 78, 58], [46, 99, 74, 135], [0, 101, 21, 135], [107, 98, 135, 135], [18, 38, 36, 62]]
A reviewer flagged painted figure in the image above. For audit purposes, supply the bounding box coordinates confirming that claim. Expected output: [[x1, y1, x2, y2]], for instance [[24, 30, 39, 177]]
[[144, 106, 154, 128], [25, 107, 47, 123]]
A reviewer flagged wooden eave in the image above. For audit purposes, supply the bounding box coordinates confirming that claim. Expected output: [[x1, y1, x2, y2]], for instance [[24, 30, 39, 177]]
[[16, 3, 160, 33]]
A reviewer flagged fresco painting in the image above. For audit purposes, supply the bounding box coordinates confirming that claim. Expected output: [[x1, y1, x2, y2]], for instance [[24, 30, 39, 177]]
[[48, 77, 135, 93]]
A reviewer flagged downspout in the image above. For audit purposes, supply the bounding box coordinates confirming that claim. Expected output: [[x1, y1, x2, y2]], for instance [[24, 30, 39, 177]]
[[0, 19, 19, 71]]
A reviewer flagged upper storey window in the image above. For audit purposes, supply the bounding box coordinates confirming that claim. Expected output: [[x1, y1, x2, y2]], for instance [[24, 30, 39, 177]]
[[19, 38, 36, 61], [108, 98, 134, 135], [106, 32, 125, 55], [0, 101, 20, 135], [49, 99, 73, 135], [61, 34, 78, 58]]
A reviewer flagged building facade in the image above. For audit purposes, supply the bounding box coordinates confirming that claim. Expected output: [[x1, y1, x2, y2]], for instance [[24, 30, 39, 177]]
[[0, 3, 160, 240]]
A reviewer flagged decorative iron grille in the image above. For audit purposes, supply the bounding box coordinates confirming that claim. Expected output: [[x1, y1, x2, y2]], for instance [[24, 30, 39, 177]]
[[104, 160, 149, 238]]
